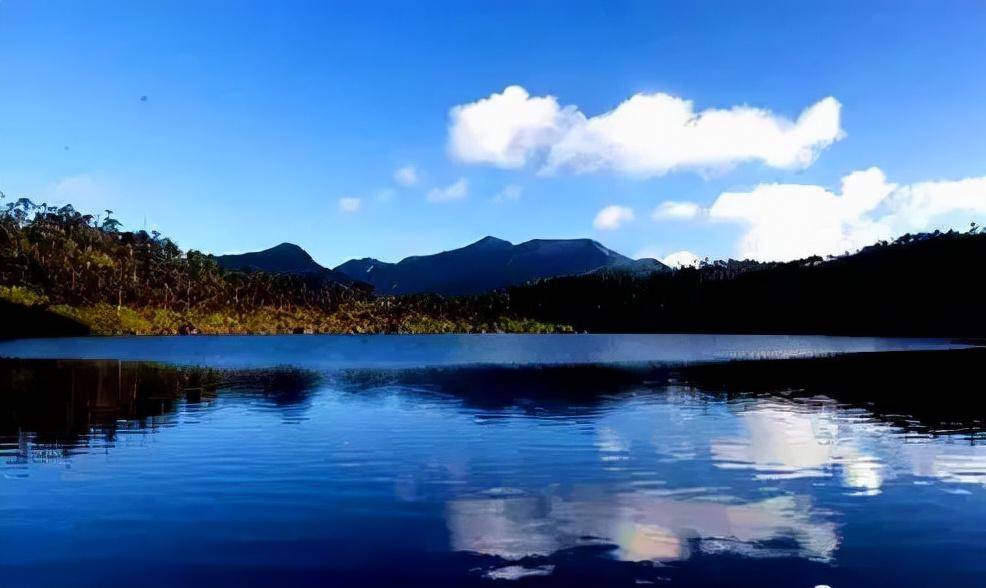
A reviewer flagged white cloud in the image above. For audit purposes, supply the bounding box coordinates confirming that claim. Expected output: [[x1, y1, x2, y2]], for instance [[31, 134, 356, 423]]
[[653, 201, 702, 220], [665, 167, 986, 261], [493, 184, 523, 203], [883, 176, 986, 233], [708, 167, 894, 261], [448, 86, 577, 168], [338, 197, 361, 213], [662, 251, 702, 268], [394, 165, 419, 186], [427, 178, 469, 203], [593, 205, 635, 230], [448, 85, 843, 177], [635, 247, 703, 268]]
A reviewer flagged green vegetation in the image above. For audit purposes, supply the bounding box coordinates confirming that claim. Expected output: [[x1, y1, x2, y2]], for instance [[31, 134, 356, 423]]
[[4, 193, 982, 338], [28, 299, 565, 335], [0, 196, 570, 335]]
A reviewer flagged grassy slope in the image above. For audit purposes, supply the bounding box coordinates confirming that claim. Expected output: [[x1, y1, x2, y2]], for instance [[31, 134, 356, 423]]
[[0, 286, 569, 336]]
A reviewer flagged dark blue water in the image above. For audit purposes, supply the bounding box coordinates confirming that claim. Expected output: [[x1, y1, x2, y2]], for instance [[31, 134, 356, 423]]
[[1, 335, 984, 587], [0, 333, 970, 368]]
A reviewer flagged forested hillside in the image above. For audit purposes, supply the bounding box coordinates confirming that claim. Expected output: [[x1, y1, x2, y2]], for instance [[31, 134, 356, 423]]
[[507, 227, 986, 336], [0, 196, 563, 335], [2, 194, 983, 337]]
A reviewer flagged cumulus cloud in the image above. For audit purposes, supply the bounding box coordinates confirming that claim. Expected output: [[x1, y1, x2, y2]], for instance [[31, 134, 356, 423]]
[[658, 168, 986, 261], [593, 205, 635, 230], [883, 176, 986, 233], [493, 184, 523, 203], [448, 85, 843, 177], [338, 197, 361, 213], [635, 248, 703, 268], [427, 178, 469, 203], [662, 251, 702, 268], [653, 201, 702, 220], [708, 167, 895, 261], [394, 165, 419, 186], [448, 86, 577, 168]]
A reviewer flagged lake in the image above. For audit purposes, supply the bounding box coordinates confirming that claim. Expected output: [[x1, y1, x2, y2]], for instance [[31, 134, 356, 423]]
[[1, 335, 984, 587]]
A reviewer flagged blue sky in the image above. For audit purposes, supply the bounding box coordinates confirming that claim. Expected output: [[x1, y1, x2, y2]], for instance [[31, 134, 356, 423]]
[[2, 1, 985, 266]]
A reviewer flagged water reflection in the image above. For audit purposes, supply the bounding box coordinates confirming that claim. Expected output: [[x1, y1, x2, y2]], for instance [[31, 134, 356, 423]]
[[0, 360, 322, 462], [1, 348, 985, 586], [711, 397, 986, 493], [712, 400, 885, 492], [447, 489, 838, 564]]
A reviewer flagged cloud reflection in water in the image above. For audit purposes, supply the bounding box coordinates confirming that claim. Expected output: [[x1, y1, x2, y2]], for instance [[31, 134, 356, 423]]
[[447, 489, 838, 564], [711, 397, 986, 494]]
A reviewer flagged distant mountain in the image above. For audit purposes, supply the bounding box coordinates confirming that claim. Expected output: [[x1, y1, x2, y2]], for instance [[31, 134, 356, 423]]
[[506, 229, 986, 336], [334, 236, 669, 295], [587, 257, 671, 277], [213, 243, 358, 284]]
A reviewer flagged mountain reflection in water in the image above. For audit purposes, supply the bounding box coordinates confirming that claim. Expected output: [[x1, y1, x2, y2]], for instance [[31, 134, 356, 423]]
[[1, 348, 985, 587]]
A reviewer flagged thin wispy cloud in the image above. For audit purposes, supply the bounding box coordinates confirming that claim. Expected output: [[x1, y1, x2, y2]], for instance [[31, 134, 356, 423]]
[[449, 85, 843, 177], [375, 188, 396, 202], [42, 173, 141, 227], [593, 205, 635, 230], [427, 178, 469, 203], [338, 196, 361, 213], [632, 246, 664, 260], [493, 184, 523, 203], [653, 201, 702, 221], [44, 174, 111, 212], [394, 165, 419, 186]]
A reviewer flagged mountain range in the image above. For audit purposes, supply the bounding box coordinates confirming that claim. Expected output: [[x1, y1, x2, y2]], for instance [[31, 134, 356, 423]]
[[213, 243, 358, 285], [215, 237, 668, 295]]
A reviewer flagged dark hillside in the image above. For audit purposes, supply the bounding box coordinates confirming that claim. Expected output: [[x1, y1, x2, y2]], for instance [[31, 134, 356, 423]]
[[508, 230, 986, 337], [214, 243, 357, 285]]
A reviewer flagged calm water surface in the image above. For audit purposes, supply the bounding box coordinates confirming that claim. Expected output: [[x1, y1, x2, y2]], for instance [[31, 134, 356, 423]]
[[1, 335, 984, 587], [0, 333, 971, 368]]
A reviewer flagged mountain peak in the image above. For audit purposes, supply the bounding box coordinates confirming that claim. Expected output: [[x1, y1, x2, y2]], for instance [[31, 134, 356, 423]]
[[214, 242, 348, 281], [334, 236, 663, 295], [266, 242, 309, 255], [334, 257, 389, 275], [470, 236, 512, 248]]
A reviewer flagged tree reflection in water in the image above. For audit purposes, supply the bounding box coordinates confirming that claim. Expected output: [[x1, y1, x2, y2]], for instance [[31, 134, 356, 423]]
[[1, 350, 985, 587]]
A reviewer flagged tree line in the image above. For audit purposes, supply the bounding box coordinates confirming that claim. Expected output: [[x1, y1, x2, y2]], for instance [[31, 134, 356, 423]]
[[0, 195, 565, 334], [506, 225, 986, 336], [3, 192, 983, 337], [0, 195, 370, 313]]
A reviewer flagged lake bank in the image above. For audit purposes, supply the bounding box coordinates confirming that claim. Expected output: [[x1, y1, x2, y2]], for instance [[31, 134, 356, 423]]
[[0, 294, 571, 337]]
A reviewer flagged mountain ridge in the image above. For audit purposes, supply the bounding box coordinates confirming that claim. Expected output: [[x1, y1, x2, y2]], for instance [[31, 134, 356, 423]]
[[332, 236, 669, 295], [217, 236, 669, 295], [213, 243, 358, 285]]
